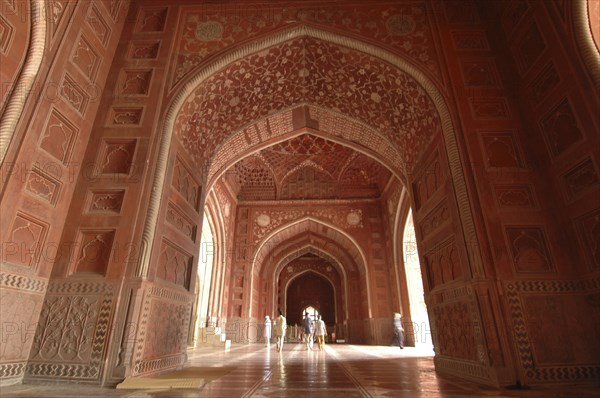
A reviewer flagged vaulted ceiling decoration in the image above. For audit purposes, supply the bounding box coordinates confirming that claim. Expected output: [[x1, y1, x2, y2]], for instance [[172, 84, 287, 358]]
[[223, 134, 390, 201], [175, 37, 441, 171]]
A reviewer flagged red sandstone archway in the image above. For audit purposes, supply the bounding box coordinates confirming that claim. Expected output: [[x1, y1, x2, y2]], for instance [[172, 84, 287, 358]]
[[285, 271, 336, 327], [252, 217, 367, 320]]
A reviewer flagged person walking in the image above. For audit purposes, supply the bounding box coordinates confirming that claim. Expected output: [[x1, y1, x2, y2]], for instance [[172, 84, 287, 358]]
[[314, 315, 326, 351], [264, 315, 272, 348], [274, 310, 287, 352], [393, 312, 404, 349], [303, 312, 314, 350]]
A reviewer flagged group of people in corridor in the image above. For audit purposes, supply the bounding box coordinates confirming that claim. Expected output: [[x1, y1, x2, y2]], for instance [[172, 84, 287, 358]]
[[264, 311, 404, 351]]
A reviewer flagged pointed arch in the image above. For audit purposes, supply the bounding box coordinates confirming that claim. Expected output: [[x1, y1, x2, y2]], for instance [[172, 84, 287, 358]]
[[251, 216, 370, 318], [268, 243, 351, 322], [138, 25, 486, 310]]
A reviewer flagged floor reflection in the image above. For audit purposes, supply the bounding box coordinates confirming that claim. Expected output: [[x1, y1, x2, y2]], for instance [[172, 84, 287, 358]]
[[1, 344, 599, 398]]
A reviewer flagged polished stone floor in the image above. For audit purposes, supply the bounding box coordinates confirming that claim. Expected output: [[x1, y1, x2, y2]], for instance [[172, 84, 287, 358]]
[[2, 344, 599, 398]]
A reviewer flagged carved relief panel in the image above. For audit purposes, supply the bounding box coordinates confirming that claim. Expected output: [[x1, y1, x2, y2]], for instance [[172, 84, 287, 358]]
[[171, 157, 200, 211], [423, 237, 462, 290], [412, 151, 444, 209], [86, 5, 110, 47], [431, 300, 478, 361], [72, 230, 115, 275], [541, 99, 584, 158], [25, 167, 61, 206], [71, 34, 101, 82], [99, 139, 137, 175], [136, 7, 168, 32], [39, 108, 78, 164], [480, 132, 524, 169], [4, 213, 48, 270], [27, 281, 115, 380], [86, 190, 125, 214], [561, 158, 599, 201], [504, 226, 554, 273], [60, 74, 90, 115], [157, 240, 192, 290], [119, 69, 153, 96], [576, 210, 600, 270], [109, 107, 144, 126]]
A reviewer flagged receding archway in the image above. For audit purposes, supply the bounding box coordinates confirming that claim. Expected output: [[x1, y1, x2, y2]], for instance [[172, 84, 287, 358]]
[[286, 271, 336, 327]]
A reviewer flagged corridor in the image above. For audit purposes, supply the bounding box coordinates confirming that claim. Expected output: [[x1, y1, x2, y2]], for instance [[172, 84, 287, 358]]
[[2, 344, 598, 398]]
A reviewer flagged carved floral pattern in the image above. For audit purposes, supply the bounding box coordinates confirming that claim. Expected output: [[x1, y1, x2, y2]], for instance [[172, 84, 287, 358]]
[[253, 208, 363, 241], [173, 4, 440, 87], [176, 38, 440, 171]]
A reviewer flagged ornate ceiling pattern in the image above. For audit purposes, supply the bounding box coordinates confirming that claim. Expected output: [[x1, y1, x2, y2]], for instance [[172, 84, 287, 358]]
[[175, 37, 441, 172], [171, 3, 440, 89], [227, 134, 390, 201]]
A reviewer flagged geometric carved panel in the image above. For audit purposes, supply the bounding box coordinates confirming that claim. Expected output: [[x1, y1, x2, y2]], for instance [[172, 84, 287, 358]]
[[109, 107, 144, 125], [504, 279, 600, 383], [157, 240, 193, 290], [505, 226, 554, 273], [130, 41, 160, 59], [172, 157, 200, 211], [39, 108, 78, 163], [0, 14, 14, 53], [528, 62, 560, 104], [461, 60, 499, 87], [541, 99, 583, 158], [431, 300, 478, 361], [137, 7, 167, 32], [166, 202, 197, 242], [481, 132, 523, 168], [72, 230, 115, 275], [419, 201, 450, 239], [100, 139, 136, 174], [470, 98, 510, 119], [71, 34, 100, 81], [513, 22, 546, 74], [451, 30, 489, 51], [86, 5, 110, 47], [120, 69, 152, 96], [493, 184, 536, 208], [5, 213, 48, 269], [413, 151, 443, 209], [87, 190, 125, 213], [562, 158, 599, 200], [576, 209, 600, 270], [423, 237, 461, 289], [60, 74, 90, 115], [25, 167, 61, 205], [522, 295, 574, 364]]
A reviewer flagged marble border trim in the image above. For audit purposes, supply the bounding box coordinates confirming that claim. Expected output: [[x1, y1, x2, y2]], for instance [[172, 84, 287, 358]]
[[0, 362, 26, 380], [504, 277, 600, 382], [0, 272, 48, 294]]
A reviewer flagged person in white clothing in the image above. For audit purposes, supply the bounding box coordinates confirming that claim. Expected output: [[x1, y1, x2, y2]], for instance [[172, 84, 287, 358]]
[[314, 315, 326, 350], [273, 310, 287, 352], [264, 315, 272, 347]]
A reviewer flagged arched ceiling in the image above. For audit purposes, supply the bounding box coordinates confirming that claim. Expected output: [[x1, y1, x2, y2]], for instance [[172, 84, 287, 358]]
[[175, 36, 441, 174], [254, 218, 366, 276], [223, 133, 391, 201]]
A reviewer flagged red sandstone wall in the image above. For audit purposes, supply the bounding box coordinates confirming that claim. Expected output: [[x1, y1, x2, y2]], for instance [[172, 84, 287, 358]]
[[0, 1, 128, 384]]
